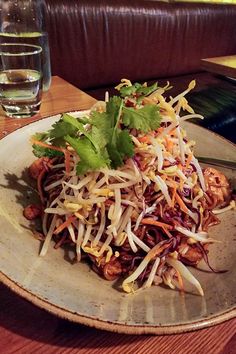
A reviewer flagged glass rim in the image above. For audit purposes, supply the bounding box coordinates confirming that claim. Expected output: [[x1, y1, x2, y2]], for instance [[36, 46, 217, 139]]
[[0, 43, 42, 56]]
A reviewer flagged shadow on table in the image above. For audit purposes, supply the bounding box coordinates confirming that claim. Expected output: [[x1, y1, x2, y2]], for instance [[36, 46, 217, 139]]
[[0, 283, 146, 349]]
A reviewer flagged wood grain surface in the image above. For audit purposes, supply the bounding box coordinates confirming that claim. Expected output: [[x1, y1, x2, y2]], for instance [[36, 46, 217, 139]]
[[0, 282, 235, 354], [201, 55, 236, 79], [0, 77, 235, 353]]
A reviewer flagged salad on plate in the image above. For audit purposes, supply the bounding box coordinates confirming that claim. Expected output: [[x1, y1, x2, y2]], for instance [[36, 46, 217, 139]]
[[23, 79, 235, 295]]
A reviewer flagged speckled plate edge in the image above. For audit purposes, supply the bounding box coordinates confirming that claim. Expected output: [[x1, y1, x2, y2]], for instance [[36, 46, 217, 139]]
[[0, 113, 235, 335], [1, 271, 236, 335]]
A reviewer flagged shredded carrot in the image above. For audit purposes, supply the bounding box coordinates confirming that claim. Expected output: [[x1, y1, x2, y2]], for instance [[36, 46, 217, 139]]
[[179, 178, 185, 191], [31, 139, 71, 174], [157, 127, 164, 135], [163, 227, 173, 238], [175, 193, 188, 213], [141, 218, 173, 230], [171, 186, 177, 207], [138, 136, 151, 144], [166, 178, 178, 189], [140, 161, 148, 171], [146, 239, 173, 261], [177, 163, 183, 171], [165, 137, 174, 152], [161, 174, 168, 181], [159, 204, 163, 218], [53, 215, 76, 235], [64, 150, 71, 175], [31, 139, 65, 153], [169, 128, 176, 136]]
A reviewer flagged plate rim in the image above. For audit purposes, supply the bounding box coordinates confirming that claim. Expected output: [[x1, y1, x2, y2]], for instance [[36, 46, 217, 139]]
[[0, 111, 236, 334], [1, 270, 235, 335]]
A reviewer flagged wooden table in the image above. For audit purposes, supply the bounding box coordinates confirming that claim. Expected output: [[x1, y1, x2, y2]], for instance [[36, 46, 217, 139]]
[[201, 55, 236, 79], [0, 76, 96, 139], [0, 77, 235, 354]]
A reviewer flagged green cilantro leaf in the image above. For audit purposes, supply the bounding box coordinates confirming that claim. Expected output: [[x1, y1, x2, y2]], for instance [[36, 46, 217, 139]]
[[31, 81, 162, 174], [117, 129, 134, 158], [32, 145, 63, 158], [64, 135, 109, 174], [119, 82, 158, 99], [106, 96, 123, 127], [32, 132, 63, 158], [62, 113, 100, 152], [91, 97, 123, 140], [90, 97, 134, 168], [136, 82, 158, 96], [107, 143, 123, 168], [46, 115, 80, 147], [107, 129, 134, 169], [122, 104, 161, 133], [91, 125, 111, 149], [90, 111, 112, 145], [119, 84, 140, 98], [106, 98, 135, 168], [49, 120, 77, 139]]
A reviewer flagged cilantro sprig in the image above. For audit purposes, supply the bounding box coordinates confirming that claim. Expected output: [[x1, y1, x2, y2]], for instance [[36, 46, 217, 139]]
[[32, 81, 162, 174], [123, 105, 160, 133], [119, 82, 158, 101]]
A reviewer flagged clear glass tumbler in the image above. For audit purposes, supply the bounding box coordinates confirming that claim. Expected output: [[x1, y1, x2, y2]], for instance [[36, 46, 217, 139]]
[[0, 43, 43, 118], [0, 0, 51, 92], [0, 32, 51, 92]]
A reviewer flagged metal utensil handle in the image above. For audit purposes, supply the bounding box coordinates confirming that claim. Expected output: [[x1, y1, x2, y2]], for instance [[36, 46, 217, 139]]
[[197, 156, 236, 170]]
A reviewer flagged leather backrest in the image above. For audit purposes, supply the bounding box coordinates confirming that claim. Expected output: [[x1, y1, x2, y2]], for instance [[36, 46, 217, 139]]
[[45, 0, 236, 90]]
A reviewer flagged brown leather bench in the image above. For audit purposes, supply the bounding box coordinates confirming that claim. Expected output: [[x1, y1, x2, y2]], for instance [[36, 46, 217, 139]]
[[45, 0, 236, 142]]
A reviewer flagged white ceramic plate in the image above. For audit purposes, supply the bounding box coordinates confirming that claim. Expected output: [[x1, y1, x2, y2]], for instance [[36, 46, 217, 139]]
[[0, 112, 235, 335]]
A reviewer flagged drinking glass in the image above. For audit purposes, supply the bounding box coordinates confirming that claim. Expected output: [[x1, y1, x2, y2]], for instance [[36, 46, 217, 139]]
[[0, 43, 42, 118], [0, 33, 51, 92], [0, 0, 51, 91]]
